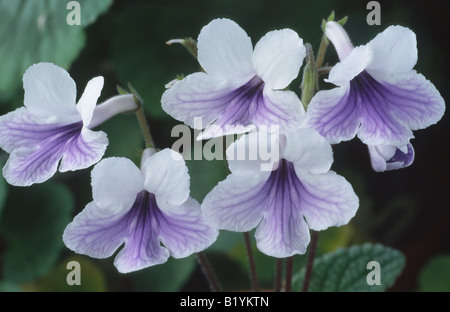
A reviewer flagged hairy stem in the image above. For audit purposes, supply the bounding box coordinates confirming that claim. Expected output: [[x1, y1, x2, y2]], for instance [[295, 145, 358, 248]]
[[274, 259, 283, 292], [285, 256, 294, 292], [244, 232, 260, 292], [129, 83, 155, 149], [196, 252, 222, 292], [302, 231, 319, 292]]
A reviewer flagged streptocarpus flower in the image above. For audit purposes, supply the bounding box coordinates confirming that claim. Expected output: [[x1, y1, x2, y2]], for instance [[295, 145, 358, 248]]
[[368, 142, 414, 172], [162, 18, 306, 140], [0, 62, 137, 186], [305, 21, 445, 146], [201, 128, 358, 257], [63, 148, 218, 273]]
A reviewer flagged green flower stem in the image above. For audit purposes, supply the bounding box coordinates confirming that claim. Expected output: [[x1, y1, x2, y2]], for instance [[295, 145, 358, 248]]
[[285, 256, 294, 292], [315, 32, 329, 70], [128, 83, 155, 149], [243, 232, 260, 292], [196, 252, 222, 292], [302, 230, 319, 292]]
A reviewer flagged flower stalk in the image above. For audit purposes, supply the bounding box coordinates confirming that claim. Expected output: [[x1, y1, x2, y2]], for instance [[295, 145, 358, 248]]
[[127, 83, 155, 149]]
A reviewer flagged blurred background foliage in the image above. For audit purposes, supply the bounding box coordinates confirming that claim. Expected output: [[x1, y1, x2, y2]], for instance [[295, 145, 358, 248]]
[[0, 0, 448, 292]]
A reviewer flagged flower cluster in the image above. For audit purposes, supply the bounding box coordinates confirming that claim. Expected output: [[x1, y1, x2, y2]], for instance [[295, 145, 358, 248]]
[[0, 16, 444, 274]]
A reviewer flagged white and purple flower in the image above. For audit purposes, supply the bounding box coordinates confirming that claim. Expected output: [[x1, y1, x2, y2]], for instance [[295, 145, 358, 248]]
[[201, 128, 359, 257], [304, 21, 445, 147], [0, 62, 136, 186], [63, 148, 218, 273], [368, 142, 414, 172], [162, 18, 306, 140]]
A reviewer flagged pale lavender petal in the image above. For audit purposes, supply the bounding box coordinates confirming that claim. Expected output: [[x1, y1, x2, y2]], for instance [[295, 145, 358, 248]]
[[201, 172, 271, 232], [63, 202, 130, 259], [0, 107, 65, 153], [307, 71, 423, 146], [368, 143, 414, 172], [204, 76, 303, 137], [372, 71, 445, 131], [58, 128, 108, 173], [255, 160, 311, 257], [161, 72, 237, 129], [256, 160, 358, 257], [158, 198, 218, 258], [293, 170, 359, 231], [2, 121, 83, 186], [304, 84, 360, 144], [113, 192, 170, 273]]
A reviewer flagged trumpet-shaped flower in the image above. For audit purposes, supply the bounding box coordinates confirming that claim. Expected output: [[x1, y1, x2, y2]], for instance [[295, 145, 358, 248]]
[[368, 142, 414, 172], [0, 62, 137, 186], [162, 18, 306, 140], [305, 21, 445, 147], [63, 148, 218, 273], [201, 128, 358, 257]]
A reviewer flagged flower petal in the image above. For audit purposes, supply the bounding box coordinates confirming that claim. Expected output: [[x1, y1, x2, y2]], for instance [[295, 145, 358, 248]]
[[0, 107, 59, 153], [197, 18, 254, 81], [373, 71, 446, 131], [113, 193, 170, 273], [368, 143, 414, 172], [22, 62, 79, 124], [282, 128, 333, 175], [201, 172, 271, 232], [254, 161, 312, 257], [252, 29, 305, 89], [59, 128, 108, 173], [142, 148, 190, 206], [63, 201, 128, 260], [294, 171, 359, 231], [91, 157, 143, 214], [255, 199, 311, 258], [326, 45, 371, 87], [226, 131, 281, 174], [366, 25, 417, 75], [161, 72, 234, 128], [1, 122, 83, 186], [256, 89, 304, 133], [76, 76, 104, 126], [158, 197, 218, 258], [304, 84, 360, 144]]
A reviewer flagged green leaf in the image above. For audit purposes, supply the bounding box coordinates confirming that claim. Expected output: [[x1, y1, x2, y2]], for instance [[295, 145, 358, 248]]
[[131, 255, 196, 292], [35, 256, 106, 292], [418, 255, 450, 292], [292, 243, 405, 292], [0, 0, 113, 101], [0, 182, 74, 283]]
